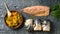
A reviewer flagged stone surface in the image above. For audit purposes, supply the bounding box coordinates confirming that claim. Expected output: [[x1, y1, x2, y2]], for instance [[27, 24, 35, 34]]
[[0, 0, 60, 34]]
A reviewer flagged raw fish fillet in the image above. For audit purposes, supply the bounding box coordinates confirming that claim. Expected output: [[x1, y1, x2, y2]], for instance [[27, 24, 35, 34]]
[[22, 6, 50, 16]]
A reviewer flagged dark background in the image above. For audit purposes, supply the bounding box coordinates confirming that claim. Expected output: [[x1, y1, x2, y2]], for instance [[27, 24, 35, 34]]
[[0, 0, 60, 34]]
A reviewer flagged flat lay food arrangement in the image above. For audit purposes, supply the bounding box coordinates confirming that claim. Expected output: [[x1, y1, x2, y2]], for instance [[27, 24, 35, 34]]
[[3, 2, 60, 32]]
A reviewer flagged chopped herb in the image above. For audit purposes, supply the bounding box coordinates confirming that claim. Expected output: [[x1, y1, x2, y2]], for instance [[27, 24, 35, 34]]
[[51, 4, 60, 20]]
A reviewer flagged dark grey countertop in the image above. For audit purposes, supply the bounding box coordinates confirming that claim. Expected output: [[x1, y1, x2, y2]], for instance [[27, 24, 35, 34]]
[[0, 0, 60, 34]]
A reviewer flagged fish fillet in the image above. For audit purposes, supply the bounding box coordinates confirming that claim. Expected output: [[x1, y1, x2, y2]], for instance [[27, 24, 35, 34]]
[[22, 6, 50, 16]]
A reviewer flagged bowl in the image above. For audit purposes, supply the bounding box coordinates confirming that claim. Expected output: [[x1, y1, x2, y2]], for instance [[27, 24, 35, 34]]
[[4, 10, 23, 29]]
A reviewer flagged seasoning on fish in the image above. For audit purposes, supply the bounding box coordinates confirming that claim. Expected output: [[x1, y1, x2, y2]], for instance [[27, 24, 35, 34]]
[[22, 6, 50, 16]]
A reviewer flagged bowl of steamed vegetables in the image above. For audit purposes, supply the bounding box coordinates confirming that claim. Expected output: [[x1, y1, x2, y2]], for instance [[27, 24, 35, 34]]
[[4, 10, 23, 29]]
